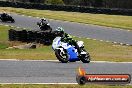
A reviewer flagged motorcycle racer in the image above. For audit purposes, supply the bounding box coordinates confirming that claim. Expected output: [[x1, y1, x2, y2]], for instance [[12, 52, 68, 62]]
[[37, 18, 52, 32], [56, 27, 81, 54], [0, 12, 15, 23], [53, 27, 91, 63]]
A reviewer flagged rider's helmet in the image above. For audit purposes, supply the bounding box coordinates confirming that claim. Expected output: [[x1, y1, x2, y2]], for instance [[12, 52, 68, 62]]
[[41, 18, 46, 22], [3, 11, 7, 15], [40, 18, 49, 25], [56, 27, 64, 32], [56, 27, 65, 36]]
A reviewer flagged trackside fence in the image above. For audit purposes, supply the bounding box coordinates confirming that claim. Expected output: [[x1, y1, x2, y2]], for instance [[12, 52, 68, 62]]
[[8, 29, 60, 45], [0, 1, 132, 16]]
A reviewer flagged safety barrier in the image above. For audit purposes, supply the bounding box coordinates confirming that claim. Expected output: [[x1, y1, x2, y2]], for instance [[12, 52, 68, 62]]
[[8, 29, 60, 45]]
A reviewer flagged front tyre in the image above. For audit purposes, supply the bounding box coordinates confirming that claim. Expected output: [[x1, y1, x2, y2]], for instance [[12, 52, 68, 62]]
[[80, 49, 91, 63], [55, 48, 69, 63], [11, 19, 15, 23]]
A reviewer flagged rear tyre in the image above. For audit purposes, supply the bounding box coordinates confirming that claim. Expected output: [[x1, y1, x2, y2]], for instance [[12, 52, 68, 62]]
[[80, 49, 91, 63], [55, 48, 69, 63]]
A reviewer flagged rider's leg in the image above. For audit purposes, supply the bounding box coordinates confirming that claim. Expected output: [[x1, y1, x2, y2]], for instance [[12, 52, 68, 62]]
[[70, 40, 81, 54]]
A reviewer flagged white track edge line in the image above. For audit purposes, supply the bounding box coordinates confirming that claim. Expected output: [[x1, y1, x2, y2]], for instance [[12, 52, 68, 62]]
[[0, 83, 78, 84], [0, 59, 132, 63]]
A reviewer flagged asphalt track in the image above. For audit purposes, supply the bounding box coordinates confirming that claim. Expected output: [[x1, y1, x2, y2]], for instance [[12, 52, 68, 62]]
[[0, 14, 132, 45], [0, 60, 131, 84]]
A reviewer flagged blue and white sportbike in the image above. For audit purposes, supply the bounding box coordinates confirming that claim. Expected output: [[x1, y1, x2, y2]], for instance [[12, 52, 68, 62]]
[[52, 37, 91, 63]]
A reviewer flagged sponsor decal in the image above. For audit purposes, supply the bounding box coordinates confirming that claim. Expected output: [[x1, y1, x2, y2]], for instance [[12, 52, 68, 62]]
[[76, 67, 131, 85]]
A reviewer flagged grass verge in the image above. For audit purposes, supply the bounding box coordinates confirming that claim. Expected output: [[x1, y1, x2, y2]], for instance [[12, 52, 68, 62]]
[[0, 25, 132, 61], [0, 84, 132, 88], [0, 7, 132, 30]]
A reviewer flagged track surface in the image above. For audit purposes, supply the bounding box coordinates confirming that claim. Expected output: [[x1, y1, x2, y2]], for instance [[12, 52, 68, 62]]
[[0, 60, 131, 84], [0, 14, 132, 45]]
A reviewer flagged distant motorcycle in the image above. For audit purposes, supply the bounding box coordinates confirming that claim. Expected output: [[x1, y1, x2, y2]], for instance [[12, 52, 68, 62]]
[[52, 37, 91, 63], [37, 22, 52, 32], [0, 13, 15, 23]]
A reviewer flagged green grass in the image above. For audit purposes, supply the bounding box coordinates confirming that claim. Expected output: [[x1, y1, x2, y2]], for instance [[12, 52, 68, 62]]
[[0, 26, 9, 49], [0, 84, 132, 88], [0, 7, 132, 30], [0, 25, 132, 61], [0, 25, 8, 41], [0, 43, 8, 49]]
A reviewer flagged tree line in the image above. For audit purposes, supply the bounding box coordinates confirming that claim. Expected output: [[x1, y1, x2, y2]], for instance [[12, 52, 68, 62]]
[[7, 0, 132, 9]]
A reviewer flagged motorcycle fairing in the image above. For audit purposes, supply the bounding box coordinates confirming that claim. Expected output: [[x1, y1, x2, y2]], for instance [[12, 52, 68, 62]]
[[67, 46, 80, 62]]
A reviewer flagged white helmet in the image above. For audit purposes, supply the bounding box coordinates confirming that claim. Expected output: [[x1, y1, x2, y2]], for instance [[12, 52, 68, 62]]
[[41, 18, 46, 21], [56, 27, 64, 32]]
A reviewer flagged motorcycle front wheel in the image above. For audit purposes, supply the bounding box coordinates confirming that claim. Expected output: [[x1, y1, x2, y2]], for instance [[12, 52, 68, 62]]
[[55, 48, 69, 63], [80, 49, 91, 63], [11, 19, 15, 23]]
